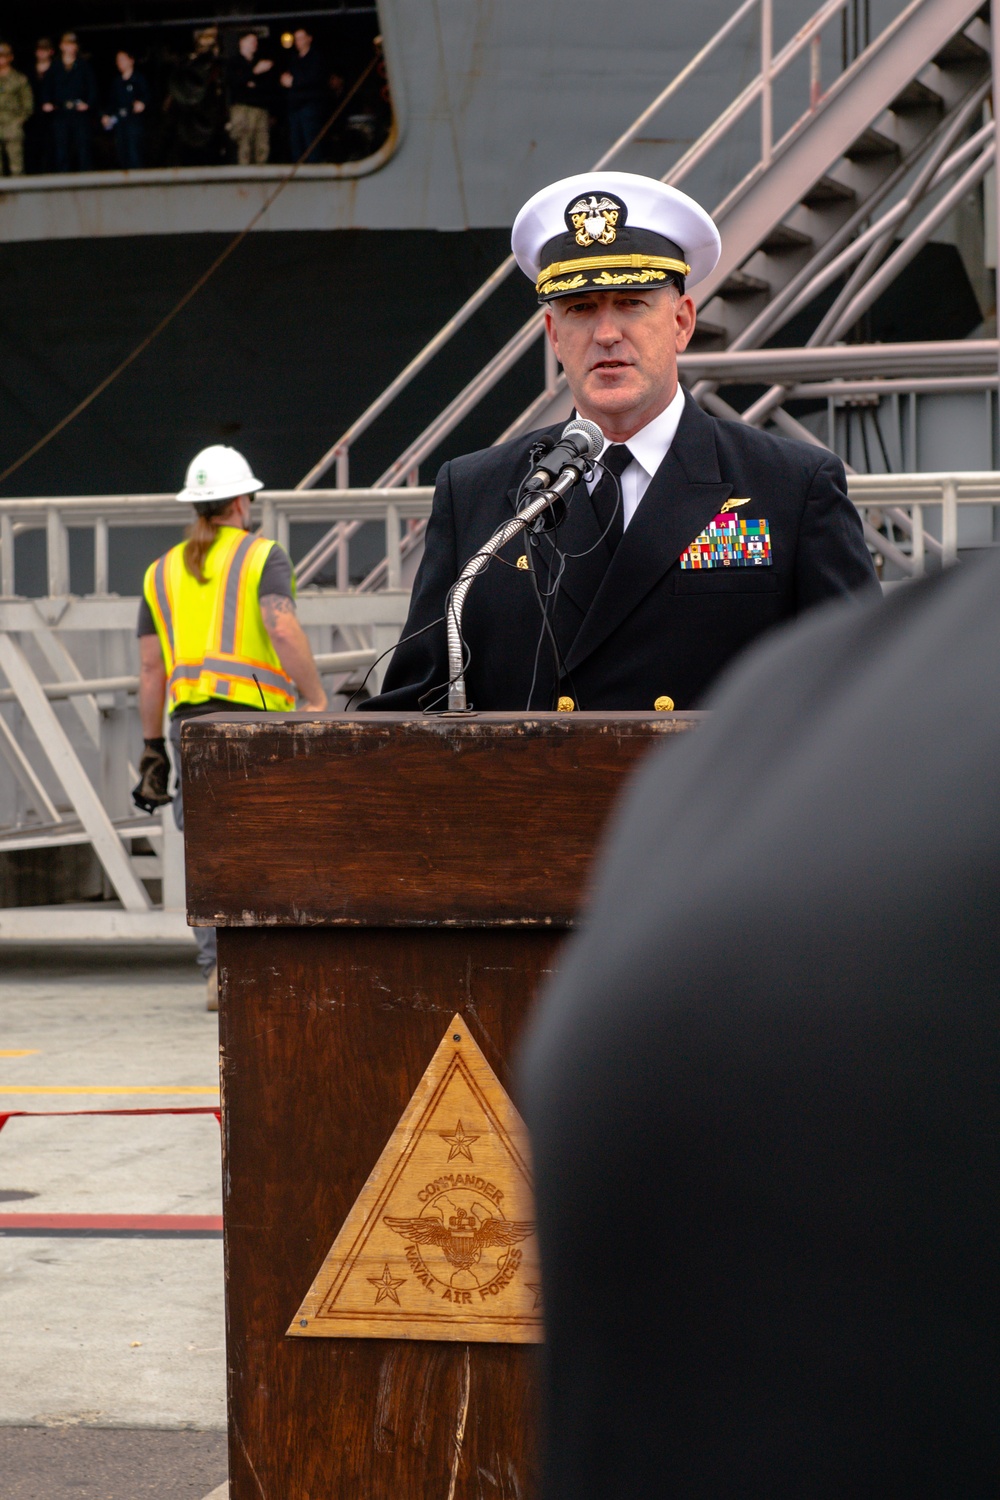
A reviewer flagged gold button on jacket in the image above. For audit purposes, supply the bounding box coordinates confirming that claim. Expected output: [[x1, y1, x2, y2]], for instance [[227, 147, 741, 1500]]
[[654, 696, 675, 712], [557, 696, 575, 712]]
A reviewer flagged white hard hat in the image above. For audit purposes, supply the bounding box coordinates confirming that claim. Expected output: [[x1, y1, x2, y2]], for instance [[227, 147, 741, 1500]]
[[512, 171, 721, 300], [177, 445, 264, 507]]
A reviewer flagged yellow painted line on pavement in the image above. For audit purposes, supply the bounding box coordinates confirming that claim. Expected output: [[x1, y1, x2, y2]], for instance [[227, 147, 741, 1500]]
[[0, 1050, 40, 1058], [0, 1085, 220, 1095]]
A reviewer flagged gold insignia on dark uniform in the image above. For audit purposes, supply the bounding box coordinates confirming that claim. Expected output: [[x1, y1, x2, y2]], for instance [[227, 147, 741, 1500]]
[[720, 497, 751, 513], [654, 696, 675, 712], [516, 555, 529, 570]]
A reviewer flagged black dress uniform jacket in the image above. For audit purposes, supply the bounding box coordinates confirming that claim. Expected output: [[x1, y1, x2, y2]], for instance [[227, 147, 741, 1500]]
[[519, 551, 1000, 1498], [364, 393, 878, 712]]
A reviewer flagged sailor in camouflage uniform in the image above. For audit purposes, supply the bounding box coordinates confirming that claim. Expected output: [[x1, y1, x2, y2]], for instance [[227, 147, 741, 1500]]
[[0, 42, 34, 177]]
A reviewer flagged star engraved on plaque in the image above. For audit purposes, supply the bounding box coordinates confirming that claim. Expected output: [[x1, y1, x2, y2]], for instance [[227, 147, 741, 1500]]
[[288, 1015, 543, 1343]]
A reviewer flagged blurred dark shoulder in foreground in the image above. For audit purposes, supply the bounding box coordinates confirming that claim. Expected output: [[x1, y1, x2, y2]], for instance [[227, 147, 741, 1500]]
[[521, 550, 1000, 1500]]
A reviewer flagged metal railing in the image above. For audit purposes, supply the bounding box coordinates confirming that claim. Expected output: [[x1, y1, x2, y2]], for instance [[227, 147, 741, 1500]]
[[0, 488, 433, 600], [0, 471, 995, 941], [849, 472, 1000, 573], [293, 0, 766, 498], [0, 486, 433, 940], [302, 0, 875, 496], [292, 0, 970, 590]]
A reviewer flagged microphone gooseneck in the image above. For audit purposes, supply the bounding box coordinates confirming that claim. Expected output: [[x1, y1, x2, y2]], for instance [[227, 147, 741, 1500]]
[[445, 420, 606, 712]]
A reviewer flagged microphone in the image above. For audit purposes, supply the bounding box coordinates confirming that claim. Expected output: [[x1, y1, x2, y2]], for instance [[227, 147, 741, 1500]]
[[521, 418, 604, 494], [447, 421, 603, 709]]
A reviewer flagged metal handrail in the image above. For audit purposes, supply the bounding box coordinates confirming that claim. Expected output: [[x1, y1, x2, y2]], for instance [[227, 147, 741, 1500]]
[[293, 0, 929, 588], [677, 340, 1000, 383], [718, 95, 993, 361], [295, 0, 924, 591], [296, 0, 765, 496], [670, 0, 884, 198], [0, 473, 993, 612], [300, 336, 998, 592], [0, 489, 435, 518], [0, 650, 378, 706], [0, 488, 433, 599]]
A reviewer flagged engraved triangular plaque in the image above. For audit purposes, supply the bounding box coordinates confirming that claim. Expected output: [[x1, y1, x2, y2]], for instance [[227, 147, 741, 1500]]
[[288, 1015, 543, 1344]]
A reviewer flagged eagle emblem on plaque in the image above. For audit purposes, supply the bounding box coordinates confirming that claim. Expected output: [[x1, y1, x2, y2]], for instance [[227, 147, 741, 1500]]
[[386, 1199, 534, 1292], [288, 1017, 544, 1342], [568, 194, 621, 246]]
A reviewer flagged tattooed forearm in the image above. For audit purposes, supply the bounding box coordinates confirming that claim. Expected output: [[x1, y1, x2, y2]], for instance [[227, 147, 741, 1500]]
[[260, 593, 298, 630], [259, 591, 327, 710]]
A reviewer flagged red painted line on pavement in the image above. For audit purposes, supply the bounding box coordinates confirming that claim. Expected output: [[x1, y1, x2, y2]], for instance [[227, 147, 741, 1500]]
[[0, 1213, 223, 1231], [0, 1108, 221, 1131]]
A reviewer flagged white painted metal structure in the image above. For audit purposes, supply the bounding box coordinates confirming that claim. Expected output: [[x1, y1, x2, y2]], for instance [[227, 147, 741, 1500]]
[[0, 472, 991, 942], [0, 489, 427, 942]]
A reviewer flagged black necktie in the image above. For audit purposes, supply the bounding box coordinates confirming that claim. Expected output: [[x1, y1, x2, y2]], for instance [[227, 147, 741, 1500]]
[[588, 443, 634, 554]]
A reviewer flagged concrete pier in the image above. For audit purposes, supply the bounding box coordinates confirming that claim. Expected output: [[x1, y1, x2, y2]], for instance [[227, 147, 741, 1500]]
[[0, 949, 228, 1497]]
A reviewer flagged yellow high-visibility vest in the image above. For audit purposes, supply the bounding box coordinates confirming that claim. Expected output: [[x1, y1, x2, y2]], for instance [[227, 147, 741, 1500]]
[[143, 526, 296, 713]]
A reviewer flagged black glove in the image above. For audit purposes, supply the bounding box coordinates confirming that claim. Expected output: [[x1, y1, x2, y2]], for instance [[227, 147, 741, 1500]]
[[132, 737, 173, 814]]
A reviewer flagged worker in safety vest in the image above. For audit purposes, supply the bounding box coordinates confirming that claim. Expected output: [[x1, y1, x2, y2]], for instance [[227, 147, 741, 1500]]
[[134, 444, 327, 1008]]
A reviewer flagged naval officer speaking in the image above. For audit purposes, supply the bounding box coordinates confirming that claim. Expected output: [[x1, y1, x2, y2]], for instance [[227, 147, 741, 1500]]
[[364, 171, 878, 713]]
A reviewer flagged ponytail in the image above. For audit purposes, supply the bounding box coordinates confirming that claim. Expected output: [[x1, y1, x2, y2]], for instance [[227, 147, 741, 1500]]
[[182, 509, 224, 584]]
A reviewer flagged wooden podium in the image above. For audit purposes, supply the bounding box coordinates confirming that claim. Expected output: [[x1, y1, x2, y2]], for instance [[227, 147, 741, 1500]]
[[182, 711, 699, 1500]]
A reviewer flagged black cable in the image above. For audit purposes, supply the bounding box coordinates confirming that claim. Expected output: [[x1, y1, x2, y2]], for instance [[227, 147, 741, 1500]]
[[560, 457, 624, 559], [521, 454, 623, 711], [515, 455, 563, 705], [342, 610, 446, 711], [515, 453, 582, 709], [528, 539, 580, 709], [872, 406, 893, 474], [0, 53, 380, 491], [525, 544, 564, 709], [859, 406, 873, 474], [524, 555, 554, 711]]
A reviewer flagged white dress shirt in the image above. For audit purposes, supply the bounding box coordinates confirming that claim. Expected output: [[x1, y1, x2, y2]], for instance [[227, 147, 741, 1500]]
[[585, 383, 686, 530]]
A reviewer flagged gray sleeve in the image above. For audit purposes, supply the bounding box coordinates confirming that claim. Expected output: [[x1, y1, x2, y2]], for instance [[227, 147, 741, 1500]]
[[137, 597, 157, 637], [258, 545, 294, 599]]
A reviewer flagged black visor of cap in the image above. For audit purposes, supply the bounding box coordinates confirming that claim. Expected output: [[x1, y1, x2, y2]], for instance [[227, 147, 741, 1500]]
[[537, 221, 689, 302]]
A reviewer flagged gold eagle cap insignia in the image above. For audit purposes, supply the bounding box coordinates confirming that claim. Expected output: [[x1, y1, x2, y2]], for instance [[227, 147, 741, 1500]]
[[568, 194, 621, 247]]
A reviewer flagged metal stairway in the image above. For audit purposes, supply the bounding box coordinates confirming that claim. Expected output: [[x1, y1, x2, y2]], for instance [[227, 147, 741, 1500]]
[[695, 4, 990, 340], [293, 0, 994, 591]]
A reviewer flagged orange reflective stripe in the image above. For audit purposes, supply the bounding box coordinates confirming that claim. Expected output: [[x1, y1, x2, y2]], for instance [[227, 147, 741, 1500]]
[[201, 656, 292, 694]]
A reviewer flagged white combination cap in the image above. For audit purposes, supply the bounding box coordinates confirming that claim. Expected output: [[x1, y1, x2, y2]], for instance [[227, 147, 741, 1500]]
[[177, 445, 265, 508], [511, 171, 721, 301]]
